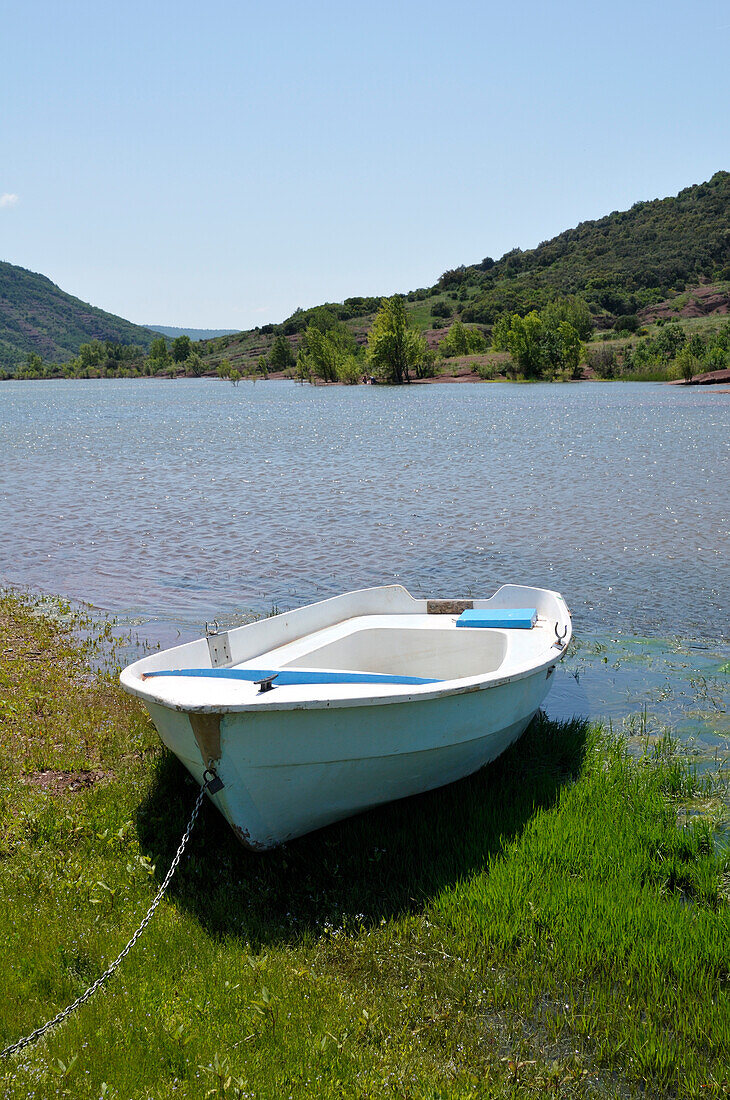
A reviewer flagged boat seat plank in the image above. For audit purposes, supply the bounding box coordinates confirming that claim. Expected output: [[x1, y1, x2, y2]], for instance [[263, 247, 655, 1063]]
[[456, 608, 537, 630]]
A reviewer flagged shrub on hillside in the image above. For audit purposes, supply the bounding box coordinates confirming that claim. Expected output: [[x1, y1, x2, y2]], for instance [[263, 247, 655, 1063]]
[[586, 345, 618, 379], [614, 314, 639, 333]]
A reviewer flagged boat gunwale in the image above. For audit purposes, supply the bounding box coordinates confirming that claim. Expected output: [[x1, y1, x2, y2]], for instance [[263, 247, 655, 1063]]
[[121, 589, 572, 714], [131, 654, 566, 714]]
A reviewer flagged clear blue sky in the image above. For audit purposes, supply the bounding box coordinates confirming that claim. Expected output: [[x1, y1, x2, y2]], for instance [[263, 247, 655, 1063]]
[[2, 0, 728, 329]]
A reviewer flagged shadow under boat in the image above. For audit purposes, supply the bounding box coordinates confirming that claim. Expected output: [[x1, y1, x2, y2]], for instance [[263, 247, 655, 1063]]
[[135, 711, 588, 950]]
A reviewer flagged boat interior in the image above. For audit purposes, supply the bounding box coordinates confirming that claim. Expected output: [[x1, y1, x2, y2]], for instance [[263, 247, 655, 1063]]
[[239, 615, 510, 681]]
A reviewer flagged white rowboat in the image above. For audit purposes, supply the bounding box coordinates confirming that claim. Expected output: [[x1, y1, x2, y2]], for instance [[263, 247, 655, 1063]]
[[120, 584, 571, 850]]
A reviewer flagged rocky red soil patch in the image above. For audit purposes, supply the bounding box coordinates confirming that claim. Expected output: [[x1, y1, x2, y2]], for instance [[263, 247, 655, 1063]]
[[640, 283, 730, 324], [668, 368, 730, 386]]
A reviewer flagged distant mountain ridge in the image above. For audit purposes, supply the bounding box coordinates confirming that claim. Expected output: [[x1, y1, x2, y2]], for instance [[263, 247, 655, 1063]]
[[147, 325, 238, 341], [0, 262, 156, 371]]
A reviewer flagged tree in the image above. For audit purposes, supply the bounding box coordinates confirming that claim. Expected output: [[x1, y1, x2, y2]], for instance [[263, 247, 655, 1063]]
[[366, 296, 425, 384], [677, 344, 698, 383], [294, 348, 312, 383], [20, 352, 44, 378], [303, 323, 356, 382], [268, 334, 295, 372], [542, 296, 594, 341], [656, 322, 685, 360], [187, 351, 205, 376], [541, 320, 582, 377], [337, 355, 362, 384], [303, 326, 338, 382], [413, 344, 438, 379], [305, 306, 339, 333], [172, 335, 192, 363], [505, 312, 544, 378], [148, 337, 169, 374], [586, 345, 617, 379], [79, 340, 105, 369], [704, 344, 727, 372], [492, 303, 583, 379], [216, 358, 232, 380], [687, 333, 705, 360], [491, 314, 512, 352], [439, 321, 487, 357]]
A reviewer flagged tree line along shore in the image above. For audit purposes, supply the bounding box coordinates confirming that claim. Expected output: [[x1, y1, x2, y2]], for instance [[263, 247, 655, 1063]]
[[5, 290, 730, 386]]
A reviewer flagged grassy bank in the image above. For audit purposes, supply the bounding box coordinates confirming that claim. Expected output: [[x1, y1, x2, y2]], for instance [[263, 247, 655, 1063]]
[[0, 590, 728, 1098]]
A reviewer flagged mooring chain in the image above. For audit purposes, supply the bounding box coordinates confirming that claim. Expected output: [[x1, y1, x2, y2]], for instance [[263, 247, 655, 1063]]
[[1, 774, 215, 1059]]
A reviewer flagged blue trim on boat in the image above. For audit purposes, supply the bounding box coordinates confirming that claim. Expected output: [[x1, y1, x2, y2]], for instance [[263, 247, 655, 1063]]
[[141, 668, 441, 687]]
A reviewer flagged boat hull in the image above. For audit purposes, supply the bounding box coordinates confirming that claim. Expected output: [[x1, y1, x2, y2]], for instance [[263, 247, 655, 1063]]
[[144, 666, 552, 849]]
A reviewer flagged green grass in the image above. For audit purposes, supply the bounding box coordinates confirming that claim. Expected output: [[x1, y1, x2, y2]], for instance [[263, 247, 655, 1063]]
[[618, 365, 682, 382], [405, 297, 451, 332], [0, 590, 728, 1098]]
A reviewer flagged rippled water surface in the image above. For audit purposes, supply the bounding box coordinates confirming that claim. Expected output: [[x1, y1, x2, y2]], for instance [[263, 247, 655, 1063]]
[[2, 379, 728, 741]]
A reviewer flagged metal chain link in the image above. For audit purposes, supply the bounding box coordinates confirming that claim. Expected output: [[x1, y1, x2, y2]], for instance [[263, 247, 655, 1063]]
[[1, 778, 210, 1059]]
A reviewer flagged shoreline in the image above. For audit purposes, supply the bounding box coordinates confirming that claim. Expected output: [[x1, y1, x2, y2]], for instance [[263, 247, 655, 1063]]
[[5, 364, 730, 386]]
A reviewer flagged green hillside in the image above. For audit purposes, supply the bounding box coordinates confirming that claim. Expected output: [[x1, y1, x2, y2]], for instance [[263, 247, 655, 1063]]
[[197, 170, 730, 378], [454, 169, 730, 324], [0, 262, 156, 371]]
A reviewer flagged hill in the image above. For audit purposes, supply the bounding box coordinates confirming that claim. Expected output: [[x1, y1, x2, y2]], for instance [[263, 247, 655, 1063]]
[[191, 171, 730, 378], [0, 261, 157, 371], [454, 170, 730, 324]]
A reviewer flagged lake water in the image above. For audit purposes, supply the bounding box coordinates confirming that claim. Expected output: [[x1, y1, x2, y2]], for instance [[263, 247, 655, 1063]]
[[1, 379, 728, 760]]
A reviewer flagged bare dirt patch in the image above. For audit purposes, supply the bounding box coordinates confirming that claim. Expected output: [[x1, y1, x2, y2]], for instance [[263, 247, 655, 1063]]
[[23, 768, 111, 794]]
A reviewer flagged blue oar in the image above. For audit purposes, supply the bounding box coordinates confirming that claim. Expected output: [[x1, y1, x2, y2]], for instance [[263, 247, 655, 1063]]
[[141, 668, 440, 687]]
